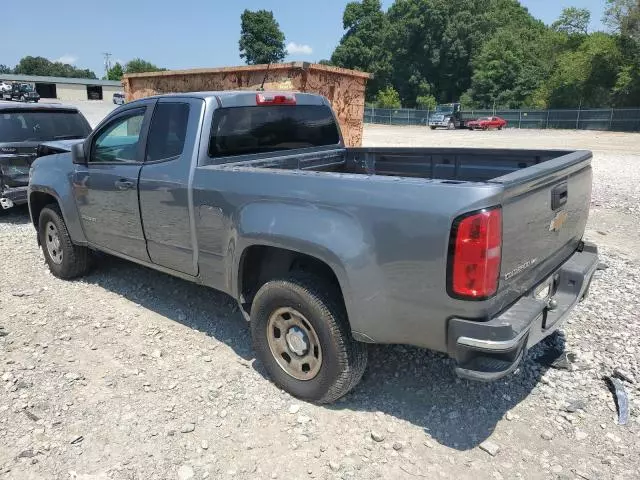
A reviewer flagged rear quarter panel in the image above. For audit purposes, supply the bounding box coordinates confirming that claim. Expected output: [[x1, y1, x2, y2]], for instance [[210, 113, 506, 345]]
[[192, 164, 505, 351]]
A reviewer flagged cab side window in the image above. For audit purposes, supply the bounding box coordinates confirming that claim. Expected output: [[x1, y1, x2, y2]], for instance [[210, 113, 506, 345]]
[[91, 110, 145, 163]]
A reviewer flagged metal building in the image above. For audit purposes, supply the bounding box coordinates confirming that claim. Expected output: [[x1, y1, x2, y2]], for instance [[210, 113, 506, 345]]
[[0, 74, 121, 102]]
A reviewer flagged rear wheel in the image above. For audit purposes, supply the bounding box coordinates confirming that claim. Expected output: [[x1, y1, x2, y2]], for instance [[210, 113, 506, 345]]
[[251, 273, 367, 403], [38, 204, 92, 279]]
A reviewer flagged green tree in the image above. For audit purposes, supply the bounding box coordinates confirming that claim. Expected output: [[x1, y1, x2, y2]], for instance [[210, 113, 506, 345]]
[[328, 0, 639, 109], [543, 33, 622, 107], [14, 56, 96, 79], [604, 0, 640, 44], [416, 94, 437, 110], [552, 7, 591, 35], [239, 10, 286, 65], [330, 0, 391, 100], [107, 62, 124, 81], [383, 0, 540, 105], [124, 58, 164, 74], [0, 64, 12, 74], [604, 1, 640, 105], [464, 25, 554, 108], [14, 56, 54, 76], [317, 59, 333, 66], [375, 86, 401, 108]]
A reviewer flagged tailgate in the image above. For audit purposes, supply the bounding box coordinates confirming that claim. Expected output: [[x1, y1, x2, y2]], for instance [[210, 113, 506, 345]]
[[493, 150, 592, 296]]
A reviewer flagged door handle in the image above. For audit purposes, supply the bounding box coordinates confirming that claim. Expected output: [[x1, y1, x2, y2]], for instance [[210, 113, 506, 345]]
[[115, 179, 135, 191], [551, 182, 568, 210]]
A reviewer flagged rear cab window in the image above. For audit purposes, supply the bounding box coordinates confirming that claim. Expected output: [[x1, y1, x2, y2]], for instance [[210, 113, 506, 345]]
[[208, 104, 340, 162], [0, 110, 91, 143]]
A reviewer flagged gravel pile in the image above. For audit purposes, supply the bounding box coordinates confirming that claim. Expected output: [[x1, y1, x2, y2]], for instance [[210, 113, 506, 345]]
[[1, 126, 639, 479]]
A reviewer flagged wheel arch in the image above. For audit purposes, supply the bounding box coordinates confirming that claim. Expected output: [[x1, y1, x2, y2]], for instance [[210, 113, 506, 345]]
[[236, 244, 350, 324], [28, 182, 87, 246], [28, 190, 59, 231]]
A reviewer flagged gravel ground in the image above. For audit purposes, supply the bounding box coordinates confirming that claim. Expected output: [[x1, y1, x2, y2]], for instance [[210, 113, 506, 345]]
[[1, 122, 639, 480]]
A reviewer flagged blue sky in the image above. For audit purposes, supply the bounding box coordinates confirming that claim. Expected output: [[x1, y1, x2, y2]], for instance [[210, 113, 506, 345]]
[[3, 0, 606, 77]]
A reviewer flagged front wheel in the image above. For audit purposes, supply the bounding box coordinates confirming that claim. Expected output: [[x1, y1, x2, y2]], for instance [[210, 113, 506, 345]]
[[38, 204, 92, 279], [251, 273, 367, 403], [447, 120, 455, 130], [430, 126, 436, 130], [20, 95, 25, 102]]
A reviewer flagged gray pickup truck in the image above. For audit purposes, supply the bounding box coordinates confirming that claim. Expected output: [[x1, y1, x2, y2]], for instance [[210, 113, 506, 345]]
[[28, 91, 598, 403]]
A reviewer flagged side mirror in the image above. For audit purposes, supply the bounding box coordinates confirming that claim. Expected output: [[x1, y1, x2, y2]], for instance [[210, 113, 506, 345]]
[[72, 142, 87, 165]]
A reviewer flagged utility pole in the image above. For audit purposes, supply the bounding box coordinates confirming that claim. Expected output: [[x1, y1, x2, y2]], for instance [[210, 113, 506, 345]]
[[576, 99, 582, 130], [102, 53, 112, 79]]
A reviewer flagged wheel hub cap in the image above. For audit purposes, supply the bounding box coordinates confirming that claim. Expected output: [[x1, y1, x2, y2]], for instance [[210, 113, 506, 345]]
[[286, 327, 309, 356], [266, 307, 323, 381], [45, 221, 63, 265]]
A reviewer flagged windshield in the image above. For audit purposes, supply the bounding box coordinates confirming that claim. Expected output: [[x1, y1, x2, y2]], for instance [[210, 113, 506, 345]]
[[436, 105, 455, 114], [209, 105, 340, 159], [0, 110, 91, 142], [19, 84, 35, 92]]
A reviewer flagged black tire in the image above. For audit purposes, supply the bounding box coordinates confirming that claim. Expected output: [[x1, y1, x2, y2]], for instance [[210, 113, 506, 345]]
[[448, 120, 455, 130], [38, 204, 91, 279], [251, 273, 367, 403], [430, 126, 436, 130]]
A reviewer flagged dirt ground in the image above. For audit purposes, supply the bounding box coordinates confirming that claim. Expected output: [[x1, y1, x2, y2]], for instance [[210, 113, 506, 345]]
[[1, 122, 639, 480]]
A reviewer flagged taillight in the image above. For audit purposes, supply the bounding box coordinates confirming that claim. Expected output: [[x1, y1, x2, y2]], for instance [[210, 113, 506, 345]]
[[448, 208, 502, 299], [256, 92, 296, 105]]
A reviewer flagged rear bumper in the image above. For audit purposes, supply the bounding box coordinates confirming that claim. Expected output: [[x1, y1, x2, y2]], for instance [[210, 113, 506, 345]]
[[1, 185, 28, 209], [447, 241, 599, 381]]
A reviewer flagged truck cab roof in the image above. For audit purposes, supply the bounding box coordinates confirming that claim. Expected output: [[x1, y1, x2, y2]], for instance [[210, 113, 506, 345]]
[[125, 91, 329, 108]]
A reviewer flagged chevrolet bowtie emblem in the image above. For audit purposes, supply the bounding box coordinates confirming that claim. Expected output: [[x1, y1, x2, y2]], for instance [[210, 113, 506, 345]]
[[549, 211, 568, 232]]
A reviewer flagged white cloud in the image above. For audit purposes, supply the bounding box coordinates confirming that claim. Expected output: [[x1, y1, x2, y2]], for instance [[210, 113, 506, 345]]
[[56, 54, 78, 65], [286, 42, 313, 56]]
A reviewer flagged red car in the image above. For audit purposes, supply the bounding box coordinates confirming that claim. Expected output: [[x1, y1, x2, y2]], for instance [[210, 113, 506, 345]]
[[466, 116, 507, 130]]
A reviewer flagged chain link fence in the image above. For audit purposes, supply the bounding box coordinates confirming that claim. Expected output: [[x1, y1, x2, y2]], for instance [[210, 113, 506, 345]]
[[364, 107, 640, 132]]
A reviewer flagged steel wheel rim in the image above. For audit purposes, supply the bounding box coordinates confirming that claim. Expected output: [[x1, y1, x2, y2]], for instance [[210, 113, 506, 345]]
[[45, 221, 63, 264], [266, 307, 322, 381]]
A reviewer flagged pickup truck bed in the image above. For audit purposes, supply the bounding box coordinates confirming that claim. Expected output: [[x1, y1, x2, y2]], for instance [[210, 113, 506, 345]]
[[28, 91, 598, 402], [230, 146, 566, 182], [213, 146, 594, 339]]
